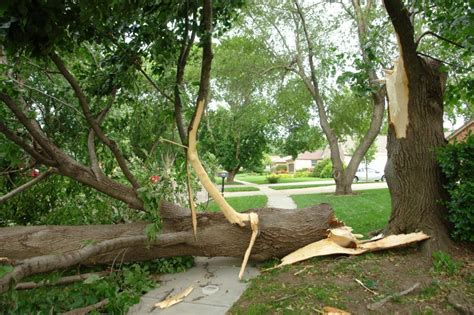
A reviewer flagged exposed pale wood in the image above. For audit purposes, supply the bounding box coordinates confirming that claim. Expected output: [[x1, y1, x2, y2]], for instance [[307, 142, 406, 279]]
[[154, 286, 193, 309], [275, 232, 430, 268]]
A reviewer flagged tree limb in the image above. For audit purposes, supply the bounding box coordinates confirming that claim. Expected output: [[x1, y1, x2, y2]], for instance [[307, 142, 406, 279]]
[[174, 0, 197, 145], [0, 232, 190, 294], [87, 88, 117, 180], [415, 30, 465, 49], [0, 92, 61, 160], [0, 168, 53, 204], [383, 0, 420, 79], [15, 271, 109, 290], [8, 76, 83, 117], [0, 121, 56, 166], [62, 298, 110, 315], [49, 52, 140, 190]]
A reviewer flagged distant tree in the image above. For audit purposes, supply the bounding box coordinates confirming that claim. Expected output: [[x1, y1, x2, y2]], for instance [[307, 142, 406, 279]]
[[244, 0, 386, 194], [200, 104, 271, 182]]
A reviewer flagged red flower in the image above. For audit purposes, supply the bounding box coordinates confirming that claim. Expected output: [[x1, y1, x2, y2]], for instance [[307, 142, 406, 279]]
[[150, 175, 160, 184], [31, 169, 40, 178]]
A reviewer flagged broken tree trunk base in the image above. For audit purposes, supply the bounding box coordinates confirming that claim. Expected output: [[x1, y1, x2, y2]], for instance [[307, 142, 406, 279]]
[[0, 202, 340, 264]]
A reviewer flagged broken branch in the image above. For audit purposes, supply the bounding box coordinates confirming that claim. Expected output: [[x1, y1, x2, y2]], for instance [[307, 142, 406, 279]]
[[62, 298, 110, 315], [367, 283, 420, 310], [15, 271, 109, 290], [0, 231, 190, 294], [0, 168, 53, 204]]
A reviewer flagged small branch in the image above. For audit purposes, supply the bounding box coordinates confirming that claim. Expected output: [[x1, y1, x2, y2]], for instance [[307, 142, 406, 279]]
[[62, 298, 109, 315], [87, 88, 117, 180], [367, 283, 420, 310], [8, 76, 83, 117], [0, 92, 60, 159], [136, 66, 174, 103], [416, 52, 471, 71], [0, 169, 53, 204], [355, 278, 378, 295], [160, 137, 188, 149], [415, 31, 465, 49], [174, 1, 197, 145], [15, 271, 109, 290]]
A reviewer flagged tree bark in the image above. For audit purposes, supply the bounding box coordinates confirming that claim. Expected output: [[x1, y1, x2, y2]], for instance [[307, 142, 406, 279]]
[[384, 57, 451, 250], [383, 0, 452, 250], [226, 166, 240, 183], [0, 202, 340, 264], [334, 176, 354, 195]]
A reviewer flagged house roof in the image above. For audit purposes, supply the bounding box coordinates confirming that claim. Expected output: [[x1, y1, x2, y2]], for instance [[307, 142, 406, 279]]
[[447, 119, 474, 140], [296, 150, 325, 160], [270, 155, 292, 163]]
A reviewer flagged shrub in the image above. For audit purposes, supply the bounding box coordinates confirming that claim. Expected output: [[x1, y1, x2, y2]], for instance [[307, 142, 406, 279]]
[[437, 133, 474, 242], [320, 161, 334, 178], [311, 159, 331, 177], [294, 171, 310, 178], [266, 173, 280, 183], [274, 165, 288, 173]]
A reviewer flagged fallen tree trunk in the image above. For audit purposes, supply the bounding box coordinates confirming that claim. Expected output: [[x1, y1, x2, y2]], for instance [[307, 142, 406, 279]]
[[0, 202, 339, 264]]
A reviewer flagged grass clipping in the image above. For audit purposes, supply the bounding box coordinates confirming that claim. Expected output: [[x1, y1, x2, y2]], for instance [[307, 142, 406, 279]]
[[274, 227, 429, 268]]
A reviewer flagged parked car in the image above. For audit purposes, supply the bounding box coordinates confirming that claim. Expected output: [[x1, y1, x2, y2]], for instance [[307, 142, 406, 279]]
[[353, 167, 385, 182]]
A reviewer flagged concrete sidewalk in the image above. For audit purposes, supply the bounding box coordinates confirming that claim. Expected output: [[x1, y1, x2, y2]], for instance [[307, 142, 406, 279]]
[[128, 257, 259, 315]]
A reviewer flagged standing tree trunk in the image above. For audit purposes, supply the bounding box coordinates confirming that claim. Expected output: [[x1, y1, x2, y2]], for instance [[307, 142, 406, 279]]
[[226, 166, 240, 183], [383, 0, 451, 250]]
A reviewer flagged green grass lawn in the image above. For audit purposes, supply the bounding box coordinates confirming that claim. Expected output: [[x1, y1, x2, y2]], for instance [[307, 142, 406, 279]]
[[224, 186, 260, 192], [292, 189, 390, 235], [236, 174, 327, 185], [206, 195, 267, 212], [270, 183, 334, 190]]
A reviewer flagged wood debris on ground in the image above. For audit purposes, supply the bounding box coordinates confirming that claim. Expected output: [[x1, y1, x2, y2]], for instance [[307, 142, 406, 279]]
[[275, 230, 429, 268], [153, 286, 194, 309], [322, 306, 351, 314]]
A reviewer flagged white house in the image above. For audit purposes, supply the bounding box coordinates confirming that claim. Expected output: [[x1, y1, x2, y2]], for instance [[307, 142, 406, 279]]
[[341, 136, 387, 172]]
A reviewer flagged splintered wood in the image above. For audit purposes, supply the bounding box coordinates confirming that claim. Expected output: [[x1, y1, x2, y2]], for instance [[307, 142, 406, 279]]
[[385, 35, 409, 139], [275, 231, 429, 268], [154, 286, 194, 309]]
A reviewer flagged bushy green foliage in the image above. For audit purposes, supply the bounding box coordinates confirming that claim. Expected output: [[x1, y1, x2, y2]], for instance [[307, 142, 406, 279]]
[[311, 159, 331, 177], [148, 256, 195, 274], [437, 134, 474, 242], [0, 264, 155, 314], [266, 173, 280, 183], [294, 170, 310, 178], [274, 165, 288, 173], [0, 175, 136, 227], [320, 161, 334, 179], [0, 257, 195, 313]]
